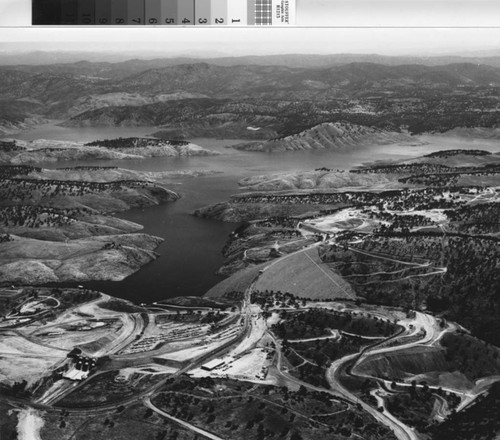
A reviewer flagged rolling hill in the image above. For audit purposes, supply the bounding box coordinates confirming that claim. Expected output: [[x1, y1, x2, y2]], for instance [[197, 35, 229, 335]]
[[2, 60, 500, 136], [233, 122, 415, 152]]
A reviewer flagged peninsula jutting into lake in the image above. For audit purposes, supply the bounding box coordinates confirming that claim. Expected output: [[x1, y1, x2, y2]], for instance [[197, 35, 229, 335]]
[[1, 32, 500, 440]]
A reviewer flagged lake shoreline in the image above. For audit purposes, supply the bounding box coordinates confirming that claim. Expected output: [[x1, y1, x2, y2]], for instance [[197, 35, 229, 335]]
[[4, 124, 499, 304]]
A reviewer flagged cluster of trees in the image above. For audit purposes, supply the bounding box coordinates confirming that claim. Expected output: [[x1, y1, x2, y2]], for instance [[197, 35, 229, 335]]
[[268, 89, 500, 136], [251, 289, 354, 310], [160, 309, 226, 325], [157, 379, 303, 439], [58, 166, 119, 171], [0, 140, 24, 151], [251, 289, 303, 310], [352, 163, 451, 175], [386, 387, 441, 432], [233, 186, 474, 212], [327, 233, 500, 346], [323, 240, 435, 288], [273, 308, 398, 340], [0, 233, 13, 243], [400, 173, 460, 187], [266, 229, 302, 239], [158, 376, 396, 439], [315, 167, 345, 172], [221, 290, 244, 301], [446, 202, 500, 235], [349, 152, 500, 188], [440, 332, 500, 380], [0, 165, 40, 178], [0, 379, 30, 397], [368, 211, 435, 233], [424, 149, 491, 158], [85, 137, 188, 149], [429, 382, 500, 440], [234, 190, 374, 206], [0, 205, 81, 228], [428, 235, 500, 345], [329, 234, 440, 264], [374, 188, 466, 212], [155, 388, 299, 439], [53, 288, 101, 310], [0, 177, 156, 200], [57, 409, 71, 429], [401, 107, 500, 134], [199, 310, 225, 324], [284, 337, 365, 387], [399, 168, 500, 186], [99, 299, 146, 313]]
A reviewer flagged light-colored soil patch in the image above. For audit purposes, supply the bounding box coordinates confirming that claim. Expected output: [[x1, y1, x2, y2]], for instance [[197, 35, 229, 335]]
[[255, 247, 356, 300], [304, 208, 366, 233], [0, 335, 66, 386], [409, 371, 475, 391], [0, 234, 162, 284], [190, 348, 272, 382], [156, 332, 238, 362], [0, 334, 64, 356], [16, 408, 44, 440], [230, 313, 267, 357], [224, 349, 270, 376], [0, 355, 64, 386], [31, 319, 122, 350]]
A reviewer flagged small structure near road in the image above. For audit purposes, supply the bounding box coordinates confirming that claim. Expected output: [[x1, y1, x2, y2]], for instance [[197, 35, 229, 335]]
[[63, 348, 97, 381], [201, 359, 226, 371]]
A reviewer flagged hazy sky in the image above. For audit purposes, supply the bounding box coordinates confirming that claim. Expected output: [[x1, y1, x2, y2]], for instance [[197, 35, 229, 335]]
[[2, 27, 500, 58], [1, 0, 500, 57]]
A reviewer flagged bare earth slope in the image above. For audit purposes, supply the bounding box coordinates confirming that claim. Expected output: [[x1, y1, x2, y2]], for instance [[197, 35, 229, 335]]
[[0, 166, 180, 284], [233, 122, 418, 152], [239, 170, 395, 191], [0, 233, 162, 284]]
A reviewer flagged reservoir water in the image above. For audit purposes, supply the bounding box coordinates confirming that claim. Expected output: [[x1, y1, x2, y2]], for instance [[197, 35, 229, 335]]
[[9, 123, 500, 303]]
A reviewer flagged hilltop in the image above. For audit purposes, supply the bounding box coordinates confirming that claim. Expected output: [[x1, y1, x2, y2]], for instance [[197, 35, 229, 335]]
[[0, 233, 162, 284], [2, 61, 500, 136], [0, 165, 182, 284], [233, 122, 416, 152], [238, 169, 394, 191]]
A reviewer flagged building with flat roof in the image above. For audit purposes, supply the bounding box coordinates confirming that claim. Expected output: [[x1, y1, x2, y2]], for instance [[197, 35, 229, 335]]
[[63, 368, 89, 381], [201, 359, 226, 371]]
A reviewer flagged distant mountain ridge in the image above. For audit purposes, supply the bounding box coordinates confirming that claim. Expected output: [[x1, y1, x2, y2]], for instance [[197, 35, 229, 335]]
[[2, 61, 499, 102], [1, 59, 500, 137], [4, 51, 500, 68], [116, 62, 500, 95]]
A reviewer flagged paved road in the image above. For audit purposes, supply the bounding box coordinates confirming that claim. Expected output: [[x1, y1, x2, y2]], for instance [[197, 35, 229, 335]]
[[325, 310, 482, 440], [243, 241, 422, 440], [267, 327, 417, 440], [3, 236, 493, 440], [370, 389, 419, 440], [322, 313, 436, 440], [327, 351, 418, 440], [144, 397, 226, 440], [431, 394, 449, 422]]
